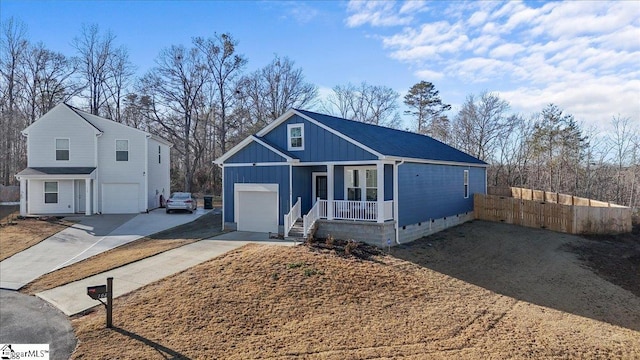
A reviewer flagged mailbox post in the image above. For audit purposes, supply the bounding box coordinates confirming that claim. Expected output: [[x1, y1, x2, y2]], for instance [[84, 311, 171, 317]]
[[87, 277, 113, 328]]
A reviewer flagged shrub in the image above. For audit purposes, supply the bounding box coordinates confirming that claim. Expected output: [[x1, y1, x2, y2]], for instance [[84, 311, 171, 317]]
[[345, 240, 359, 255], [325, 234, 334, 248]]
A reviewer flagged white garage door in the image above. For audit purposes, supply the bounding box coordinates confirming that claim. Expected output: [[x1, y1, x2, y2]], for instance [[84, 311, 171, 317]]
[[235, 184, 278, 233], [102, 183, 139, 214]]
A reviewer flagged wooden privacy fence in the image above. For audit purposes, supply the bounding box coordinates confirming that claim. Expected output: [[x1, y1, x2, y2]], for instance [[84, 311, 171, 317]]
[[476, 187, 632, 234]]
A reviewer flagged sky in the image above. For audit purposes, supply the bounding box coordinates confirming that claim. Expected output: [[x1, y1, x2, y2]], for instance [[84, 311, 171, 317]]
[[1, 0, 639, 133]]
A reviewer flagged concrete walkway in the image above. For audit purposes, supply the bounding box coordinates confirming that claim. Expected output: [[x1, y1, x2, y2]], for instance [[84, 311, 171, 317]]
[[0, 209, 209, 290], [36, 236, 294, 316]]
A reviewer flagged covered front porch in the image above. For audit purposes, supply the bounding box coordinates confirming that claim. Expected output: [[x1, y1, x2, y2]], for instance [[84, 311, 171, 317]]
[[285, 161, 396, 239], [15, 167, 97, 216]]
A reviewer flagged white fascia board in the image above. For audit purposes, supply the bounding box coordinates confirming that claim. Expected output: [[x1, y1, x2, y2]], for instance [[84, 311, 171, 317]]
[[214, 136, 255, 164], [385, 156, 490, 168], [255, 109, 298, 137], [23, 103, 103, 136], [252, 137, 295, 162], [291, 160, 395, 166], [255, 108, 385, 160], [221, 162, 292, 167], [293, 111, 385, 160], [15, 173, 96, 180], [214, 135, 297, 165]]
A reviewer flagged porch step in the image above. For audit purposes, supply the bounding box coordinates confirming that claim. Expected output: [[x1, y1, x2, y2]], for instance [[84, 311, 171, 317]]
[[286, 219, 305, 240]]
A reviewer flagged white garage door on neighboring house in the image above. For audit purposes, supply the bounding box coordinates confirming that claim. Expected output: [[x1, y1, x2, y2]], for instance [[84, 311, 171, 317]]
[[235, 183, 279, 233], [102, 183, 139, 214]]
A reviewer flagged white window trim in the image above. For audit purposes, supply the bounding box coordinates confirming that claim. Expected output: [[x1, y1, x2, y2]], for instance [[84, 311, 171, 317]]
[[44, 181, 58, 204], [464, 169, 469, 199], [116, 139, 129, 162], [287, 123, 304, 151], [55, 138, 70, 161], [344, 166, 377, 201]]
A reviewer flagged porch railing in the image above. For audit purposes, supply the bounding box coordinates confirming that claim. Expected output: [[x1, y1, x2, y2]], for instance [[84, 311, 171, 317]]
[[284, 197, 301, 237], [303, 199, 321, 237], [318, 200, 394, 221]]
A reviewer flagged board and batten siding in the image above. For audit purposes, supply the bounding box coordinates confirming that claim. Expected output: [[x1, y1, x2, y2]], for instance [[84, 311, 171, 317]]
[[261, 115, 377, 162], [291, 165, 326, 214], [398, 163, 485, 227], [26, 106, 97, 167], [147, 138, 171, 209], [223, 165, 290, 225], [226, 141, 287, 163], [27, 179, 74, 214]]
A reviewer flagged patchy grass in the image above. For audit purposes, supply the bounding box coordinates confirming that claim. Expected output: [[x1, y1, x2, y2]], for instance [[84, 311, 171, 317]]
[[21, 212, 223, 294], [71, 243, 640, 359], [0, 206, 72, 261]]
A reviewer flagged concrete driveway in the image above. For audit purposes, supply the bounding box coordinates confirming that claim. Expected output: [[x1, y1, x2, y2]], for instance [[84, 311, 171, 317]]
[[0, 290, 76, 360], [0, 208, 209, 290], [37, 234, 293, 316]]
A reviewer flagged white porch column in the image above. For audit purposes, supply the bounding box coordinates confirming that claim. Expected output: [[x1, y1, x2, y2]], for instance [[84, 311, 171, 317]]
[[377, 162, 384, 223], [19, 178, 27, 216], [327, 164, 334, 220], [85, 179, 92, 215]]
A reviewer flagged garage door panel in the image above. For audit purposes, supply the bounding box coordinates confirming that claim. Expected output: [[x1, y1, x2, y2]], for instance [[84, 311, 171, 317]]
[[236, 188, 278, 233], [103, 183, 139, 214]]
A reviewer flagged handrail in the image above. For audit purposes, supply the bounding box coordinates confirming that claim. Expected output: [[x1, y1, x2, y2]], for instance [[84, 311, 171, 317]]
[[284, 197, 301, 237], [318, 199, 394, 221], [303, 198, 321, 237]]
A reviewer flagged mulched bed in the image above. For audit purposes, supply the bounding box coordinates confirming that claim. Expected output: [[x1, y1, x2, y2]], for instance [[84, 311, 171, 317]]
[[303, 236, 385, 261]]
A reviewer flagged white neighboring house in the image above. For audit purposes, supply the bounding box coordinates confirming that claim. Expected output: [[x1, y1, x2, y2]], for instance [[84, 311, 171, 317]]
[[15, 103, 172, 216]]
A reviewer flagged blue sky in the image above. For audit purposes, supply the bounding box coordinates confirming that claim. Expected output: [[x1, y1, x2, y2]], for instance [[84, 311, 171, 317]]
[[2, 0, 639, 132]]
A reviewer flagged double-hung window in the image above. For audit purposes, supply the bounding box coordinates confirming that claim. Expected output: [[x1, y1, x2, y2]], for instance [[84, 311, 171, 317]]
[[44, 181, 58, 204], [345, 167, 378, 201], [287, 124, 304, 151], [55, 138, 69, 161], [116, 140, 129, 161], [464, 170, 469, 198], [158, 145, 161, 164]]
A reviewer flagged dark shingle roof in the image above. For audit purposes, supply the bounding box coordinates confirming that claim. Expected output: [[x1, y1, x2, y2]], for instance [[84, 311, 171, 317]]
[[17, 167, 97, 176], [296, 109, 486, 165]]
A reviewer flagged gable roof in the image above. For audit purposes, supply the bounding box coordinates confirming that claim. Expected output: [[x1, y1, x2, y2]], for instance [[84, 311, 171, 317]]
[[216, 108, 487, 166], [22, 103, 103, 135], [296, 109, 486, 165]]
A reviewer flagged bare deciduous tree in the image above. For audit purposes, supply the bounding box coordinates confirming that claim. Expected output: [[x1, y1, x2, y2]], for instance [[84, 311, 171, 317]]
[[451, 91, 512, 162], [322, 82, 400, 128], [140, 44, 208, 191]]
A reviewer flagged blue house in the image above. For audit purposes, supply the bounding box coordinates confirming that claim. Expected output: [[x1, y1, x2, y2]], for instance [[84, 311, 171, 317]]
[[214, 109, 487, 246]]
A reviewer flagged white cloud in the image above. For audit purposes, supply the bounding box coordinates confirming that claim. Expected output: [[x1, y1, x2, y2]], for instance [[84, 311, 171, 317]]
[[489, 43, 526, 58], [345, 0, 412, 27], [414, 68, 444, 80], [345, 0, 640, 128]]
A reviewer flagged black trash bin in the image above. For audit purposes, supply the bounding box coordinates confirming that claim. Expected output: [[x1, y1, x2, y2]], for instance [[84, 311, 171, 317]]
[[203, 195, 214, 210]]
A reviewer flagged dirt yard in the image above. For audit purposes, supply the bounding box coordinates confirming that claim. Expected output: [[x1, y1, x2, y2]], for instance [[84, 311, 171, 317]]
[[20, 212, 223, 294], [71, 221, 640, 359], [0, 205, 72, 261]]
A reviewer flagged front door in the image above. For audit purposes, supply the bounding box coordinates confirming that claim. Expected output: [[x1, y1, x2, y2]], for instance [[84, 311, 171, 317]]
[[313, 174, 328, 201], [75, 180, 85, 213]]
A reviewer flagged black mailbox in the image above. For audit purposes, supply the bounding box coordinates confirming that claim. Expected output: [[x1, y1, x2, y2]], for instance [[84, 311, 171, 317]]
[[87, 285, 107, 299]]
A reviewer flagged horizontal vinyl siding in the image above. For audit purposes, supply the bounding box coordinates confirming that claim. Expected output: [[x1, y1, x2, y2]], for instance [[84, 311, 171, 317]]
[[384, 164, 393, 201], [262, 115, 377, 162], [398, 163, 485, 227], [147, 139, 170, 209], [28, 179, 74, 214], [226, 141, 286, 163], [224, 165, 290, 225], [27, 107, 96, 167], [95, 120, 147, 213]]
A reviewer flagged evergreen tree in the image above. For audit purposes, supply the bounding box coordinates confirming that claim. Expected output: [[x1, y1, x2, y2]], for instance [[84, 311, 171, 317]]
[[403, 81, 451, 140]]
